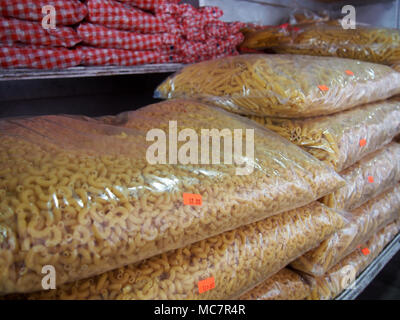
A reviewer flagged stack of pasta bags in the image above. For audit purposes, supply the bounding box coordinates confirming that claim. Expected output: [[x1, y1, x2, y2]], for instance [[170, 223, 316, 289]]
[[77, 0, 244, 66], [0, 97, 348, 300], [154, 51, 400, 299], [0, 0, 86, 68]]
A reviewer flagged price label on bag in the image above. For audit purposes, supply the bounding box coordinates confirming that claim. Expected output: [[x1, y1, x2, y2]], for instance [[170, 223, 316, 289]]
[[361, 247, 370, 255], [359, 138, 367, 147], [318, 85, 329, 91], [368, 176, 374, 183], [183, 193, 202, 206], [345, 70, 354, 76], [198, 277, 215, 294]]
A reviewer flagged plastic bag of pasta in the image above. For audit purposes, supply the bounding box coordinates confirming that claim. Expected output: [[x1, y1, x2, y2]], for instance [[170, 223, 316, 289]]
[[307, 220, 400, 300], [238, 268, 310, 300], [155, 54, 400, 118], [322, 143, 400, 210], [291, 185, 400, 276], [15, 202, 344, 300], [0, 100, 344, 295], [268, 23, 400, 66], [250, 99, 400, 171]]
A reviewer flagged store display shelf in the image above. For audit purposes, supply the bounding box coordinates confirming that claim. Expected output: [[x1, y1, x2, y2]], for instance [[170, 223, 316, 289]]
[[0, 64, 184, 81], [336, 233, 400, 300]]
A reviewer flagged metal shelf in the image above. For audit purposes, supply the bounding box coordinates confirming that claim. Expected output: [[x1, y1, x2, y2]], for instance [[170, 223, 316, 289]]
[[336, 233, 400, 300], [0, 64, 184, 81]]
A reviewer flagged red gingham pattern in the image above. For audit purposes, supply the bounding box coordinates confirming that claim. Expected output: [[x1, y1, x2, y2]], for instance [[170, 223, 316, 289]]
[[0, 46, 82, 68], [87, 0, 180, 34], [0, 0, 87, 26], [78, 46, 163, 66], [205, 21, 246, 39], [198, 6, 224, 20], [117, 0, 180, 12], [0, 17, 82, 47], [77, 23, 180, 51]]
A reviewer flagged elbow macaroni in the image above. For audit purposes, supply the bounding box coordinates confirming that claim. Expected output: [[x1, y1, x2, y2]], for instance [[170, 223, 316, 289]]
[[155, 54, 400, 118], [291, 185, 400, 276], [0, 100, 344, 294], [238, 268, 310, 300], [19, 202, 344, 300], [322, 143, 400, 210], [250, 99, 400, 172], [306, 220, 400, 300]]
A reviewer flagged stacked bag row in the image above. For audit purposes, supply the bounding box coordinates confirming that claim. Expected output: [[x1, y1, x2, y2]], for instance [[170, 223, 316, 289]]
[[0, 98, 348, 299], [154, 52, 400, 299], [0, 0, 245, 69]]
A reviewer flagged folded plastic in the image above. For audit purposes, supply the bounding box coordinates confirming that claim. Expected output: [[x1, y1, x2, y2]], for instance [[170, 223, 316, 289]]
[[306, 220, 400, 300], [155, 54, 400, 118], [18, 202, 344, 299], [290, 185, 400, 276], [250, 99, 400, 171], [0, 100, 344, 294]]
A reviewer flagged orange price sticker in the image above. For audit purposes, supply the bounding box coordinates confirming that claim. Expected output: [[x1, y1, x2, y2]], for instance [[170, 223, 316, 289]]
[[361, 247, 370, 256], [183, 193, 202, 206], [359, 138, 367, 147], [345, 70, 354, 76], [318, 85, 329, 91], [368, 176, 374, 183], [198, 277, 215, 294]]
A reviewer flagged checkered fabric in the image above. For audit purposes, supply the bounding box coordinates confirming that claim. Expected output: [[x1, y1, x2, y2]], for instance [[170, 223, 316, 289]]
[[0, 16, 82, 47], [0, 45, 82, 68], [87, 0, 180, 34], [0, 0, 87, 25], [78, 46, 164, 66], [205, 21, 245, 39], [117, 0, 180, 12], [77, 23, 181, 51]]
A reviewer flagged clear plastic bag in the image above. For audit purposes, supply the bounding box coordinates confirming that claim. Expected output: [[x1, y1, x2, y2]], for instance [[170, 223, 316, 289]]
[[155, 54, 400, 118], [270, 23, 400, 66], [322, 143, 400, 210], [238, 268, 310, 300], [18, 202, 344, 300], [250, 99, 400, 171], [290, 185, 400, 276], [0, 100, 344, 295], [306, 220, 400, 300]]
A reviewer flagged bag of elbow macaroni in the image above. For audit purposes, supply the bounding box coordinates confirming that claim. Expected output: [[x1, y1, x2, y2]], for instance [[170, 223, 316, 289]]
[[0, 99, 344, 294], [257, 22, 400, 66], [15, 202, 344, 300], [250, 99, 400, 172], [238, 268, 310, 300], [291, 185, 400, 276], [322, 143, 400, 210], [155, 54, 400, 118], [306, 220, 400, 300]]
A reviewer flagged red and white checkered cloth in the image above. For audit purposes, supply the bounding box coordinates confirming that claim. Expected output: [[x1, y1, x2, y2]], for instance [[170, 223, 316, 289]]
[[87, 0, 180, 34], [0, 17, 82, 47], [117, 0, 180, 12], [77, 23, 181, 51], [0, 46, 82, 68], [78, 46, 166, 66], [0, 0, 87, 25], [205, 21, 245, 39]]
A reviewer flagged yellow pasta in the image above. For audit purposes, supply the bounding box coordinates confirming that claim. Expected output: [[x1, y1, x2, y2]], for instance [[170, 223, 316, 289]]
[[306, 220, 400, 300], [0, 99, 344, 295], [8, 202, 344, 300], [238, 268, 310, 300], [255, 22, 400, 65], [322, 143, 400, 210], [250, 99, 400, 171], [155, 54, 400, 118], [291, 185, 400, 276]]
